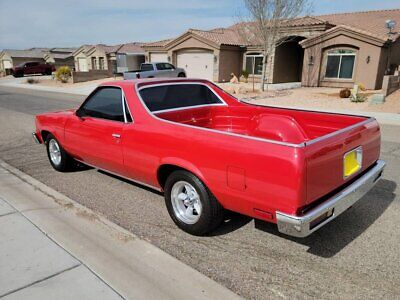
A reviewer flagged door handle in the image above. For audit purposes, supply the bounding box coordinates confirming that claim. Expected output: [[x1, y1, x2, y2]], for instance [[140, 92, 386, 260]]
[[112, 133, 121, 138]]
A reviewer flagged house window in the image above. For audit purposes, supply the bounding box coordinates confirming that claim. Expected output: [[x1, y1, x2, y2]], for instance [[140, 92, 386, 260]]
[[245, 53, 263, 75], [325, 49, 356, 79], [99, 57, 105, 70], [91, 57, 97, 70]]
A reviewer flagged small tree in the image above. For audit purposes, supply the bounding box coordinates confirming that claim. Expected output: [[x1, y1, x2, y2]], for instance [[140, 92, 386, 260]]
[[241, 0, 311, 91], [56, 66, 72, 83]]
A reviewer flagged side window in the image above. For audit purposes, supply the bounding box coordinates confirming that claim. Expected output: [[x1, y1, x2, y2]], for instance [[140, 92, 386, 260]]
[[165, 63, 174, 70], [156, 63, 165, 70], [81, 87, 124, 122]]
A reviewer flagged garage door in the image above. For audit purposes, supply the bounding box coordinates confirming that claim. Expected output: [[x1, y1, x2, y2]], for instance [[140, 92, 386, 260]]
[[3, 60, 12, 69], [177, 50, 214, 80], [150, 53, 168, 62], [77, 58, 88, 72]]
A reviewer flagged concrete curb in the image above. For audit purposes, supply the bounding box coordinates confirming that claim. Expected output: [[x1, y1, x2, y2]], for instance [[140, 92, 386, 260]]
[[0, 159, 242, 300]]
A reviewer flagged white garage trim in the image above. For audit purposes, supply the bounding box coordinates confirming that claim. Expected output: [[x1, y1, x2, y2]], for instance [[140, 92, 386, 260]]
[[176, 50, 214, 81]]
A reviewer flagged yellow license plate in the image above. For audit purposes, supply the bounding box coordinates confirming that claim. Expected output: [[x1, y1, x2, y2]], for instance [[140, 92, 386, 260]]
[[344, 147, 362, 178]]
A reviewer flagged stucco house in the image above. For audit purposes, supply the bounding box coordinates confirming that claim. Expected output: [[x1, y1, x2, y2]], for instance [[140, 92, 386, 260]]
[[116, 42, 145, 73], [143, 9, 400, 89], [72, 43, 145, 74], [44, 48, 76, 69], [0, 48, 49, 73]]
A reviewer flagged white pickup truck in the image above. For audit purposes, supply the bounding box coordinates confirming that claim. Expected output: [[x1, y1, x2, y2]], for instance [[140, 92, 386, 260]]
[[123, 62, 186, 80]]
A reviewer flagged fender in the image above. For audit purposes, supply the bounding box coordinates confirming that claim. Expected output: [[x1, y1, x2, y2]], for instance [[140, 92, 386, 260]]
[[158, 157, 208, 186]]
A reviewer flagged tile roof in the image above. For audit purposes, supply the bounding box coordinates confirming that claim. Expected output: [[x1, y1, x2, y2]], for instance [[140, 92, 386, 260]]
[[1, 48, 48, 58], [143, 39, 174, 48], [117, 42, 144, 54], [318, 9, 400, 40], [188, 28, 248, 46]]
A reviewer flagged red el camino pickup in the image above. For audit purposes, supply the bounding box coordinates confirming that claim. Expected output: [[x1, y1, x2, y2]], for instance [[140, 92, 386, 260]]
[[33, 79, 385, 237]]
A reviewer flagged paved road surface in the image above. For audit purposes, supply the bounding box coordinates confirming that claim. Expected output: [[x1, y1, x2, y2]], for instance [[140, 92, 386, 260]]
[[0, 86, 399, 299]]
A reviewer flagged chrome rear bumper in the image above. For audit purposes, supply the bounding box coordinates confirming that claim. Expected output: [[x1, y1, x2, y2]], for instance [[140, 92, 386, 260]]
[[276, 160, 385, 238]]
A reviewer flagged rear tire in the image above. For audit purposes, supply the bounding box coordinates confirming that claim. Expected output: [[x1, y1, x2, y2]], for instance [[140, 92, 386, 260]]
[[45, 134, 75, 172], [164, 170, 224, 235]]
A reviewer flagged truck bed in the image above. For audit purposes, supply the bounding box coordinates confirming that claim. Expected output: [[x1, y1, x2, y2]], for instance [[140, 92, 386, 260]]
[[155, 105, 367, 145]]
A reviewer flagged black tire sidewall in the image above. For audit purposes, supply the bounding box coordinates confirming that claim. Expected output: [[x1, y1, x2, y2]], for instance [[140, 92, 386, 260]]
[[164, 170, 221, 235]]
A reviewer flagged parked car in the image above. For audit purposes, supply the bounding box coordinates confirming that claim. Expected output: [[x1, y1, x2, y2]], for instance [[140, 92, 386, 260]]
[[12, 61, 55, 77], [33, 78, 385, 237], [123, 62, 186, 79]]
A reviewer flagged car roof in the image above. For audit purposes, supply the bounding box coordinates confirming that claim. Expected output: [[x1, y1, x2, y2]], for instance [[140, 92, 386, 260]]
[[100, 78, 210, 88]]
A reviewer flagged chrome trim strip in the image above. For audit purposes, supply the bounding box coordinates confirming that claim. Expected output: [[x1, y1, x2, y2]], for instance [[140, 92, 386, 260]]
[[304, 118, 375, 146], [137, 81, 228, 113], [276, 159, 385, 238], [134, 81, 305, 148], [99, 85, 134, 124], [74, 159, 162, 192], [32, 132, 41, 144]]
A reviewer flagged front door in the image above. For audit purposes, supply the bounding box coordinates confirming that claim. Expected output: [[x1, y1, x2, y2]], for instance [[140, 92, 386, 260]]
[[64, 87, 127, 174]]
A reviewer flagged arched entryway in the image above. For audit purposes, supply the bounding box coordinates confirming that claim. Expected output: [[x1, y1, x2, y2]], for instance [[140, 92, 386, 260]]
[[273, 36, 306, 83]]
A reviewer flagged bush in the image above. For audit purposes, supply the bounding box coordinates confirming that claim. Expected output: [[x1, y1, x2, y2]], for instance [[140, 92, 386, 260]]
[[350, 93, 367, 103], [56, 66, 72, 83], [26, 77, 39, 84], [339, 88, 351, 98], [358, 83, 366, 91]]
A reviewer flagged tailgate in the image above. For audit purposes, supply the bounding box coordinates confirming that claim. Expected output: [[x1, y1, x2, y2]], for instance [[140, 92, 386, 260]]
[[304, 118, 381, 205]]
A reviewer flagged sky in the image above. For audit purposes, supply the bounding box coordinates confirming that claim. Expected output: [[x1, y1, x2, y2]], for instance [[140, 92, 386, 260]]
[[0, 0, 399, 49]]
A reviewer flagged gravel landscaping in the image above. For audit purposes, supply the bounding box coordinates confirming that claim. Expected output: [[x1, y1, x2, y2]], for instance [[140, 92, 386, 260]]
[[218, 83, 400, 114]]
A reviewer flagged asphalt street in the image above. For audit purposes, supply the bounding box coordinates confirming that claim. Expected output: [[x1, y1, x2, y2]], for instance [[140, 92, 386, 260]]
[[0, 85, 399, 299]]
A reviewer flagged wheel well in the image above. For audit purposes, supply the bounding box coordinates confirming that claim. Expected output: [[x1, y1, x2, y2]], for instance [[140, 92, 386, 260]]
[[41, 130, 51, 143], [157, 164, 187, 189], [178, 72, 186, 77]]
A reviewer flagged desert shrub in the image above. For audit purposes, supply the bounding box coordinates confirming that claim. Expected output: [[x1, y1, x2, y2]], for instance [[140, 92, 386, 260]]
[[26, 77, 39, 84], [350, 93, 367, 103], [241, 70, 249, 83], [339, 88, 351, 98], [56, 66, 72, 83], [358, 83, 366, 91]]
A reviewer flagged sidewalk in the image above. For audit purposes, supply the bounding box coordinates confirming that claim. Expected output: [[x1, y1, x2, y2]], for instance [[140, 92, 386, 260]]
[[0, 160, 241, 300]]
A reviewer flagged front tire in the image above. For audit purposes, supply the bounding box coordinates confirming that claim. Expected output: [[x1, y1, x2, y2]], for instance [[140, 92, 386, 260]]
[[164, 170, 224, 235], [178, 72, 186, 77], [45, 134, 75, 172]]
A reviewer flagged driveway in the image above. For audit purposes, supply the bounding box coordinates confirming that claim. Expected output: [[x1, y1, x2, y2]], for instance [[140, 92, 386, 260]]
[[0, 85, 399, 299]]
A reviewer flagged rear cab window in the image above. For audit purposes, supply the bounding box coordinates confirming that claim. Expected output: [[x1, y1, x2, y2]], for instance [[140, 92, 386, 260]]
[[141, 64, 154, 71], [139, 84, 224, 112]]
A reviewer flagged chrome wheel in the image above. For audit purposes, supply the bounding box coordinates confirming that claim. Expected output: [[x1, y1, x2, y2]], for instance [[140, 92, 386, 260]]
[[48, 139, 61, 166], [171, 181, 202, 224]]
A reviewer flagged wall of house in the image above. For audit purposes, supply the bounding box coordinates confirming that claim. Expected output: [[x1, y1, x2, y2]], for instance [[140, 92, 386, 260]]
[[54, 58, 75, 69], [302, 34, 384, 89], [87, 48, 108, 70], [218, 48, 243, 82]]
